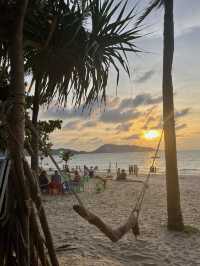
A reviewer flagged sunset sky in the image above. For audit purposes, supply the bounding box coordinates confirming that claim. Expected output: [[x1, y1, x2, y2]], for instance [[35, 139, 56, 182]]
[[39, 0, 200, 151]]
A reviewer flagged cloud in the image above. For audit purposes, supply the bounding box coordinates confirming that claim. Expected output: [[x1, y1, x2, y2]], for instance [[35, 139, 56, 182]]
[[41, 94, 162, 125], [41, 105, 90, 120], [142, 116, 157, 130], [82, 121, 97, 128], [145, 107, 190, 130], [115, 122, 133, 133], [124, 134, 140, 141], [175, 108, 190, 118], [118, 94, 162, 110], [99, 109, 141, 123], [41, 96, 122, 121], [107, 97, 121, 109], [40, 100, 103, 120], [88, 137, 103, 145], [63, 120, 81, 130], [135, 70, 155, 83], [70, 137, 79, 142], [176, 123, 187, 131]]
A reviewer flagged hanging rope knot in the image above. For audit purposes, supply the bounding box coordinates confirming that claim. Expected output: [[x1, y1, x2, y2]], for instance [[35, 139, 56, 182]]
[[130, 209, 140, 238]]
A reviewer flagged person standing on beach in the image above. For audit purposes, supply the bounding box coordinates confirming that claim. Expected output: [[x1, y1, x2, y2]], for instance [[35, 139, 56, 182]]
[[49, 170, 62, 194], [134, 165, 139, 177], [89, 167, 94, 178], [128, 165, 131, 175], [38, 170, 49, 193], [130, 165, 134, 175]]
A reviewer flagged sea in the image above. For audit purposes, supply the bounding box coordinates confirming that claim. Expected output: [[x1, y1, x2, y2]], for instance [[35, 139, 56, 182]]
[[39, 150, 200, 176]]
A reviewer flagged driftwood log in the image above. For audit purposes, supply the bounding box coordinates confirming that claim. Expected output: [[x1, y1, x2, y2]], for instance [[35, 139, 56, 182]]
[[73, 205, 140, 242]]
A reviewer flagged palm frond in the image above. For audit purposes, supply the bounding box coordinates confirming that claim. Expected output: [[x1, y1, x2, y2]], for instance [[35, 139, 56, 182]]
[[136, 0, 164, 26], [23, 0, 142, 110], [80, 0, 142, 108]]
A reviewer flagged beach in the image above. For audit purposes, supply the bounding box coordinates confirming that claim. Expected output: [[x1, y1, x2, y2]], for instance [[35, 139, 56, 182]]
[[43, 174, 200, 266]]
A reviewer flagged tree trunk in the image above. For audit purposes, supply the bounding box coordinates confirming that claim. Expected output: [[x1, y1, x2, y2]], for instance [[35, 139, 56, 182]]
[[163, 0, 184, 230], [7, 0, 30, 264], [31, 80, 40, 174]]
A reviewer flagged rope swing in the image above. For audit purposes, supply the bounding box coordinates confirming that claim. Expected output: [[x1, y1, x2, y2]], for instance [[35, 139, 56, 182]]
[[27, 120, 164, 242], [73, 129, 164, 242]]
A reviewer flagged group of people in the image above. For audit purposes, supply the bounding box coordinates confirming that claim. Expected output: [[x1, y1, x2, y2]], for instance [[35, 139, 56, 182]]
[[64, 164, 96, 179], [116, 164, 139, 181], [39, 169, 82, 194], [116, 168, 127, 180], [38, 165, 95, 194], [128, 164, 139, 176], [39, 170, 62, 194], [84, 165, 97, 178]]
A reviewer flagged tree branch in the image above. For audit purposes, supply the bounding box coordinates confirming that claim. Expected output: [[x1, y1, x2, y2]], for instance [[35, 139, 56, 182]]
[[73, 205, 139, 242]]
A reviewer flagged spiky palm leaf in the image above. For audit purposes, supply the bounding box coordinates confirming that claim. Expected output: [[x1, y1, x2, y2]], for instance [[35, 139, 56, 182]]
[[24, 0, 89, 103], [137, 0, 164, 26], [24, 0, 142, 109], [81, 0, 141, 107], [1, 0, 142, 108]]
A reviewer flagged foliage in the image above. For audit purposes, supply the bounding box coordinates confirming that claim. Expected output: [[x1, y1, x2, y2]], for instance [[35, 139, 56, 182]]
[[38, 119, 62, 149], [137, 0, 164, 26], [25, 119, 62, 153], [1, 0, 142, 152], [62, 150, 74, 163], [24, 0, 141, 108]]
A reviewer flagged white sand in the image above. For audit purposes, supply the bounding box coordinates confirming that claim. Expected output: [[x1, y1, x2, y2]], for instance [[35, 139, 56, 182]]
[[43, 174, 200, 266]]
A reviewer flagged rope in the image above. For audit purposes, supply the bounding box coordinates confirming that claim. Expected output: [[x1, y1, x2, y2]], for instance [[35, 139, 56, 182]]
[[133, 109, 176, 220], [26, 119, 86, 209], [133, 128, 164, 220], [7, 115, 165, 240], [47, 151, 84, 208], [27, 118, 164, 222]]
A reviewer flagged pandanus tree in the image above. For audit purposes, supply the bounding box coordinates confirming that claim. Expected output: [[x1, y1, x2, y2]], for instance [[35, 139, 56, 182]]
[[0, 1, 32, 265], [138, 0, 184, 230], [24, 0, 141, 174], [0, 0, 142, 264]]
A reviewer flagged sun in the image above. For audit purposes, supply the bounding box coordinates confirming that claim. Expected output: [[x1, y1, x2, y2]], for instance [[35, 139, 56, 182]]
[[143, 130, 160, 140]]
